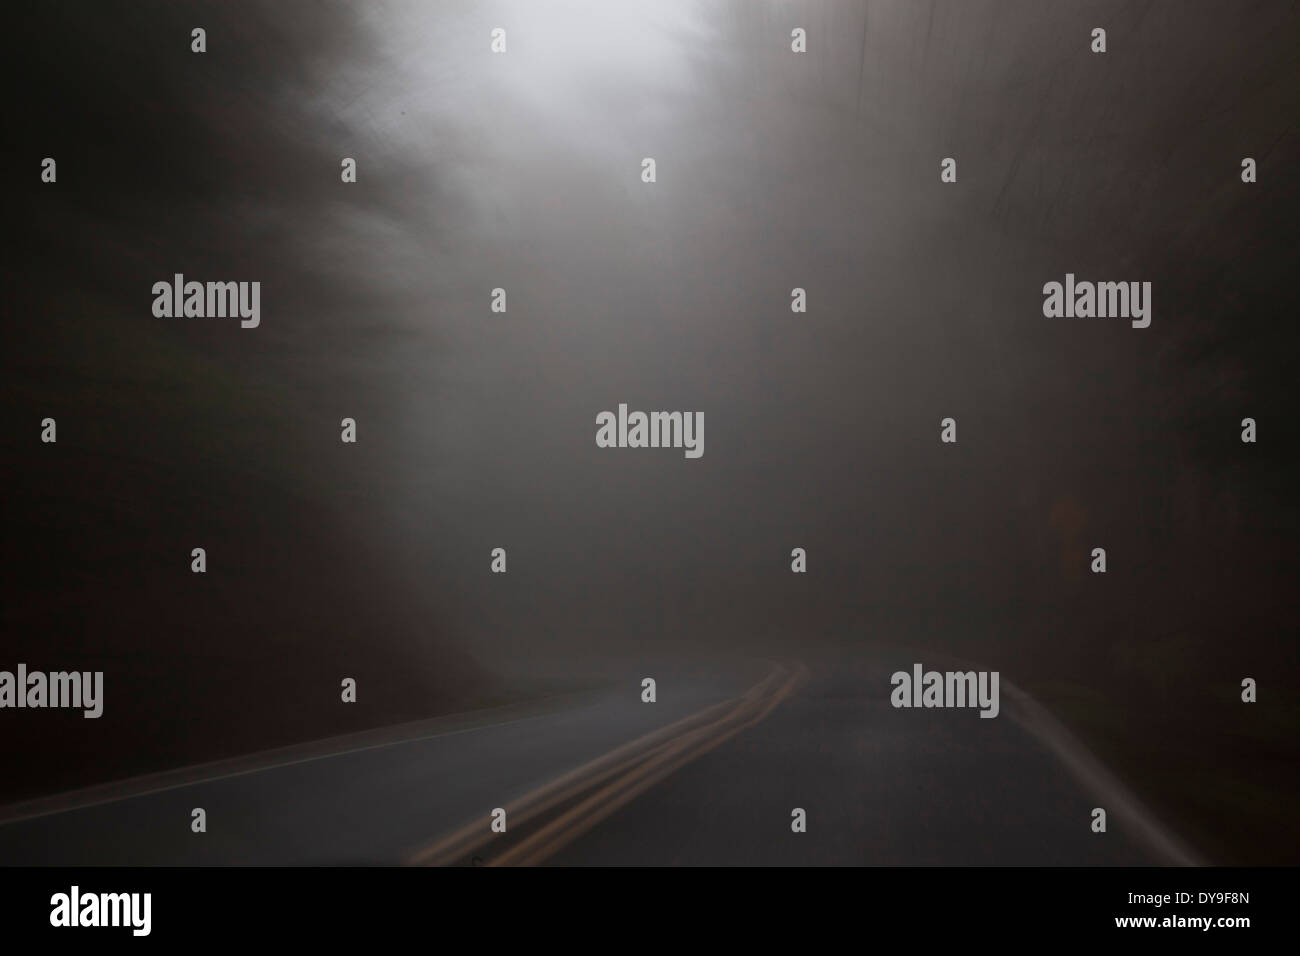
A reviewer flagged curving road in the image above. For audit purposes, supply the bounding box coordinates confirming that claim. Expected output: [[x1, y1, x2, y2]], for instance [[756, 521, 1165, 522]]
[[0, 652, 1196, 866]]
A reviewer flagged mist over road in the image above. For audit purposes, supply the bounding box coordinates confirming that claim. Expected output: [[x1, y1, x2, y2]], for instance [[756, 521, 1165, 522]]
[[0, 650, 1183, 866], [3, 0, 1295, 866]]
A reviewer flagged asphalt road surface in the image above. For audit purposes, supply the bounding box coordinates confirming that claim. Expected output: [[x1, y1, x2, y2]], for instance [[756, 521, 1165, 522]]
[[0, 652, 1190, 866]]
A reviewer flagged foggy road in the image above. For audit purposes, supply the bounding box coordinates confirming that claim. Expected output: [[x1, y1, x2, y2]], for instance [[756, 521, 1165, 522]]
[[6, 0, 1295, 873], [545, 657, 1181, 866], [0, 651, 1192, 867]]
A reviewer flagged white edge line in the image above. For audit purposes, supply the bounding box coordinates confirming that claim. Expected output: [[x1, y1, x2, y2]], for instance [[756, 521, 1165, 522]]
[[0, 693, 597, 828], [1002, 678, 1207, 867]]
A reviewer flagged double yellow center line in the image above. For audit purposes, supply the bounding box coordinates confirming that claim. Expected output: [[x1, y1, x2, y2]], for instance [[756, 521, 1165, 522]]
[[406, 662, 807, 866]]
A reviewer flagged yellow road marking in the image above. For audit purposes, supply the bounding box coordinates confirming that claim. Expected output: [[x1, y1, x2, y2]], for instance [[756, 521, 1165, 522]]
[[406, 662, 805, 867], [498, 663, 807, 866]]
